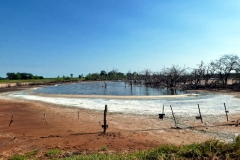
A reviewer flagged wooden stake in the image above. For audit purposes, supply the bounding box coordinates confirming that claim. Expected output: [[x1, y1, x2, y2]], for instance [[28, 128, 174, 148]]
[[44, 113, 47, 125], [224, 103, 229, 121], [162, 105, 164, 114], [102, 105, 108, 133], [196, 104, 203, 123], [78, 111, 80, 119], [9, 115, 13, 126], [158, 105, 165, 120], [170, 105, 177, 126]]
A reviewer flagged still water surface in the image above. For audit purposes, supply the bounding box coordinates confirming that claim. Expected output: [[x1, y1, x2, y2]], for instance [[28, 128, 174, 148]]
[[2, 82, 240, 116], [34, 81, 187, 95]]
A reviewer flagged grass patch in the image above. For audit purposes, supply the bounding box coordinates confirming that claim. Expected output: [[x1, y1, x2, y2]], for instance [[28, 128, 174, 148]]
[[46, 149, 62, 158], [9, 136, 240, 160], [9, 155, 26, 160], [99, 145, 108, 151], [25, 148, 40, 157]]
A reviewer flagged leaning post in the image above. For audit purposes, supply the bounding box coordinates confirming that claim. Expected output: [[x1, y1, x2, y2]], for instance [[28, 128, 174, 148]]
[[170, 105, 177, 126], [9, 115, 13, 126], [196, 104, 203, 123], [224, 103, 229, 121]]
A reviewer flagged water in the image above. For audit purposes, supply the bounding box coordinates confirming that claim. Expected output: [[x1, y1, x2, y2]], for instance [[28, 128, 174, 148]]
[[1, 82, 240, 116], [34, 81, 187, 95]]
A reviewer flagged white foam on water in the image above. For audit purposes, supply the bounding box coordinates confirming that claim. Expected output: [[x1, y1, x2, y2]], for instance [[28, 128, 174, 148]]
[[1, 91, 240, 116]]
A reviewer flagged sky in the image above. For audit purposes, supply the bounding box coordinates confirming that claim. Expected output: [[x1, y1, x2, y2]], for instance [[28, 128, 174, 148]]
[[1, 0, 240, 78]]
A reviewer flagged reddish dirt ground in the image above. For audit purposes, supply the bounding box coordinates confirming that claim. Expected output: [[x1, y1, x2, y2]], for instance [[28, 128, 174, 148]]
[[0, 89, 240, 159]]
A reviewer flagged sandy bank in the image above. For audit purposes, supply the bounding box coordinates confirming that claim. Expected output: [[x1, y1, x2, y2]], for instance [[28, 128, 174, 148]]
[[34, 93, 199, 99]]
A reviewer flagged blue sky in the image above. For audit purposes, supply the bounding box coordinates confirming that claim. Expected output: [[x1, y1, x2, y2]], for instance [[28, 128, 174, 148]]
[[1, 0, 240, 78]]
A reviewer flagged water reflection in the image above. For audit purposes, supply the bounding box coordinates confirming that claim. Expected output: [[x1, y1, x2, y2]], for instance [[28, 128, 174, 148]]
[[35, 81, 187, 96]]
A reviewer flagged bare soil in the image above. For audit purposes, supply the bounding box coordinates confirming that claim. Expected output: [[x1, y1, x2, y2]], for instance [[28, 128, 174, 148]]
[[0, 88, 240, 159]]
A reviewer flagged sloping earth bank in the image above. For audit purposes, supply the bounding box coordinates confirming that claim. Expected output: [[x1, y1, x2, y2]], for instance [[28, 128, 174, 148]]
[[0, 93, 239, 159]]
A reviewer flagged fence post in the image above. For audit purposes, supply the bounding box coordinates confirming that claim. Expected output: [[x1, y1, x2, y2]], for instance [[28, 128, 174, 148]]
[[224, 103, 229, 121], [78, 111, 80, 119], [158, 105, 165, 120], [102, 105, 108, 133], [163, 105, 164, 114], [44, 113, 47, 125], [170, 105, 177, 126], [9, 115, 13, 126], [196, 104, 203, 123]]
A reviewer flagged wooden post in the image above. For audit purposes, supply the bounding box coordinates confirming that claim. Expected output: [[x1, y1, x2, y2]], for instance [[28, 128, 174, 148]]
[[78, 111, 80, 119], [102, 105, 108, 133], [196, 104, 203, 123], [158, 105, 165, 120], [170, 105, 177, 126], [224, 103, 229, 121], [9, 115, 13, 126], [162, 105, 164, 114], [44, 113, 47, 125]]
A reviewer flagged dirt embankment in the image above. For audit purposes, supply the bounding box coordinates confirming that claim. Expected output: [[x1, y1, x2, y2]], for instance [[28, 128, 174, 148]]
[[0, 80, 81, 89], [0, 97, 240, 159], [0, 85, 240, 159]]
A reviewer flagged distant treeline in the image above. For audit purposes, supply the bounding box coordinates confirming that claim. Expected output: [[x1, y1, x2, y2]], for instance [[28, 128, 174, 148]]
[[85, 54, 240, 90], [85, 70, 125, 81], [6, 72, 44, 80], [4, 54, 240, 91]]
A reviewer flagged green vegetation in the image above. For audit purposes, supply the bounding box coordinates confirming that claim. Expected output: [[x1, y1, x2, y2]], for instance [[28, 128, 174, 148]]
[[6, 72, 44, 80], [2, 54, 240, 89], [1, 72, 84, 84], [9, 155, 26, 160], [0, 78, 82, 84], [46, 149, 62, 158], [25, 148, 40, 157], [9, 136, 240, 160], [9, 148, 40, 160], [85, 69, 125, 81], [98, 145, 108, 151]]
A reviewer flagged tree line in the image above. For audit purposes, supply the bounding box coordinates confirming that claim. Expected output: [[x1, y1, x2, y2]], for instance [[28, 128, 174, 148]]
[[85, 69, 125, 81], [6, 72, 44, 80], [85, 54, 240, 90], [4, 54, 240, 91]]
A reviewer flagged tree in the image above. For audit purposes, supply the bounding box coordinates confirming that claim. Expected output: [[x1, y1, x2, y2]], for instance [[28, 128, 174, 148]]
[[100, 70, 107, 76], [70, 74, 73, 78], [99, 70, 107, 80], [163, 65, 187, 87], [191, 61, 214, 87], [6, 72, 36, 80], [6, 72, 16, 80], [108, 69, 118, 80], [85, 73, 100, 80], [16, 73, 21, 80], [126, 71, 132, 81], [143, 69, 152, 83], [91, 73, 100, 80], [210, 54, 240, 85], [79, 74, 83, 78], [117, 72, 125, 80]]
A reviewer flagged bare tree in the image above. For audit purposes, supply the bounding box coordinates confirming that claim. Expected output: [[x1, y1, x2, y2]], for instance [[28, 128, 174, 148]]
[[143, 69, 152, 83], [163, 65, 187, 87], [193, 61, 215, 87], [210, 54, 240, 85], [152, 71, 163, 85]]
